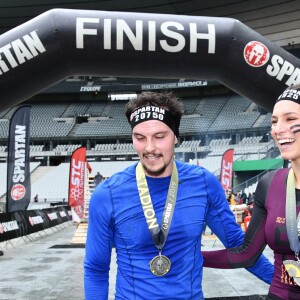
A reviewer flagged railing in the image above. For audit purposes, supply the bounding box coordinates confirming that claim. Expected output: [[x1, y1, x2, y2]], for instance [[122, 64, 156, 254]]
[[233, 170, 269, 194], [211, 140, 278, 177], [232, 159, 283, 193]]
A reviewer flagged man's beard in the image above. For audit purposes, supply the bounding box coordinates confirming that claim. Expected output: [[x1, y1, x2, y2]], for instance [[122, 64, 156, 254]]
[[142, 162, 167, 177], [141, 154, 166, 177]]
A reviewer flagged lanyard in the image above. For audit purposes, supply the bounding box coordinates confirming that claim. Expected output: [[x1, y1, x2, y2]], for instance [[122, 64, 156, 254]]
[[286, 168, 300, 256], [136, 162, 178, 251]]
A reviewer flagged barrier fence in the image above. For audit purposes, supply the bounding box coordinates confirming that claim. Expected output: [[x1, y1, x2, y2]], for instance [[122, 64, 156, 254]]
[[0, 205, 72, 242]]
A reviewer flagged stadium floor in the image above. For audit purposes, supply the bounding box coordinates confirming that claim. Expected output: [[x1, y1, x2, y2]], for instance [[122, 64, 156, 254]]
[[0, 223, 272, 300]]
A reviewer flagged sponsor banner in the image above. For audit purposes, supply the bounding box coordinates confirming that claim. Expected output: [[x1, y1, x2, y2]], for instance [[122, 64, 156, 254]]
[[0, 9, 299, 112], [6, 106, 31, 213], [80, 85, 102, 92], [79, 80, 208, 93], [43, 206, 71, 227], [141, 80, 208, 90], [68, 146, 86, 219], [0, 206, 72, 242], [0, 212, 20, 241], [220, 148, 234, 192], [45, 208, 61, 227]]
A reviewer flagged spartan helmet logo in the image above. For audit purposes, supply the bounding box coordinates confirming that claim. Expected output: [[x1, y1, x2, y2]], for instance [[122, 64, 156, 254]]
[[243, 41, 270, 67], [249, 44, 265, 64]]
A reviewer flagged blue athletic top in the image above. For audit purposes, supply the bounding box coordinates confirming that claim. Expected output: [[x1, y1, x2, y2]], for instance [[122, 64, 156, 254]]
[[84, 161, 274, 300]]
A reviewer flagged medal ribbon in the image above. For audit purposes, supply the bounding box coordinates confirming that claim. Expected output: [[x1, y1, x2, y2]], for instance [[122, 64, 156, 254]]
[[286, 168, 300, 256], [136, 162, 178, 251]]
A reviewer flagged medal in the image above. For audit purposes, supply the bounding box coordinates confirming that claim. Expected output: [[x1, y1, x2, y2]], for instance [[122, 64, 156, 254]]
[[285, 169, 300, 286], [136, 162, 178, 276], [149, 254, 171, 276], [283, 260, 300, 286]]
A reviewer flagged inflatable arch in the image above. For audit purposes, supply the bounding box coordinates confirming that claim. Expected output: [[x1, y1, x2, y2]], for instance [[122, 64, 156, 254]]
[[0, 8, 300, 113]]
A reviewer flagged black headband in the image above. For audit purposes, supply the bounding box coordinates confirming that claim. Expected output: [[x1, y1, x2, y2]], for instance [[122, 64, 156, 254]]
[[276, 87, 300, 104], [129, 105, 180, 137]]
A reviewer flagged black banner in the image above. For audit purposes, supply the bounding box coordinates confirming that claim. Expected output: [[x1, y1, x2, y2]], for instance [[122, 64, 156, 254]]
[[0, 206, 72, 242], [0, 9, 299, 112], [6, 106, 31, 213]]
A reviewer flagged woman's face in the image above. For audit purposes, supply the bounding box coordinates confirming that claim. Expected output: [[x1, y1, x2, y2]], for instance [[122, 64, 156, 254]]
[[271, 100, 300, 162]]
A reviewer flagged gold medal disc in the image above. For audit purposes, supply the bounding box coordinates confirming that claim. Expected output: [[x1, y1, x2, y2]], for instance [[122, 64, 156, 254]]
[[283, 260, 300, 286], [149, 255, 171, 276]]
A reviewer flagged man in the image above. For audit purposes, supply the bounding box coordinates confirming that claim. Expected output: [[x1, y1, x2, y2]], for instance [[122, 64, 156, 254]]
[[241, 190, 247, 204], [84, 91, 273, 300], [34, 194, 38, 202], [94, 172, 103, 186]]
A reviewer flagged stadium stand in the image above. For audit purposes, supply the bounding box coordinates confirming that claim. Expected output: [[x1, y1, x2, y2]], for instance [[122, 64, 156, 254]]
[[0, 93, 277, 204], [53, 144, 81, 152], [0, 95, 269, 143], [29, 161, 136, 201]]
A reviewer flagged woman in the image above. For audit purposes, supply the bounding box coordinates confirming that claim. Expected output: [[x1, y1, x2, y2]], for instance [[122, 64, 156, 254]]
[[203, 84, 300, 299]]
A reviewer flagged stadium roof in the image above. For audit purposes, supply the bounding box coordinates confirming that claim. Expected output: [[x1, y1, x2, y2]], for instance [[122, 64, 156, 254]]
[[1, 0, 300, 48], [0, 0, 300, 111]]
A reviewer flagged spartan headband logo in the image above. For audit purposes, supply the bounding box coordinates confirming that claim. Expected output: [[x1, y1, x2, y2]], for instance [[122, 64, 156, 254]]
[[243, 41, 270, 67], [130, 106, 166, 123], [11, 183, 26, 201], [277, 89, 300, 102], [129, 105, 180, 137]]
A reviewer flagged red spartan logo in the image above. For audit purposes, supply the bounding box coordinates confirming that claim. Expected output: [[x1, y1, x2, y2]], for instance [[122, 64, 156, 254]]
[[11, 184, 26, 201], [243, 41, 270, 67]]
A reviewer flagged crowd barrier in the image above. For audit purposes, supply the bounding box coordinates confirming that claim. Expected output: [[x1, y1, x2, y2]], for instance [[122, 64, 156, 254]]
[[0, 205, 72, 242]]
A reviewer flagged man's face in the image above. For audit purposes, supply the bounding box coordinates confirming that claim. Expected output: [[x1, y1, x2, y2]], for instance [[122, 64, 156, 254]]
[[132, 119, 177, 177]]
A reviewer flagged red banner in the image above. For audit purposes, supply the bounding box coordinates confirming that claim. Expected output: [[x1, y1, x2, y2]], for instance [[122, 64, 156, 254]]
[[68, 146, 86, 219], [220, 148, 234, 191]]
